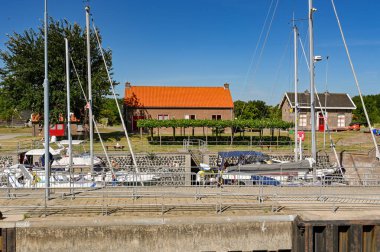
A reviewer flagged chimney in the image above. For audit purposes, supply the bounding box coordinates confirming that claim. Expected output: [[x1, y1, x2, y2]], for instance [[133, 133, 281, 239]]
[[224, 83, 230, 90], [125, 82, 131, 89]]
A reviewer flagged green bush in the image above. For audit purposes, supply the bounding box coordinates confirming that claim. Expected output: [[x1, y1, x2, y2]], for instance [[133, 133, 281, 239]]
[[137, 119, 293, 130]]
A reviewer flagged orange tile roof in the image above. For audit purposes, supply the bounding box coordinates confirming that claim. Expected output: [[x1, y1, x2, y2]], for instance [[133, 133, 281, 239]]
[[125, 86, 234, 108]]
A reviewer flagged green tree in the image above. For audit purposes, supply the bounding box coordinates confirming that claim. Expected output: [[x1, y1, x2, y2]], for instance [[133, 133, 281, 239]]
[[234, 100, 270, 119], [352, 94, 380, 124], [0, 19, 115, 124], [268, 104, 282, 120], [99, 98, 123, 125], [233, 100, 246, 119]]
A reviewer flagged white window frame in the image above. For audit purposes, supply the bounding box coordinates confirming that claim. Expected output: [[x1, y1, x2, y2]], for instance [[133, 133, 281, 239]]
[[185, 115, 196, 120], [299, 114, 307, 127], [337, 114, 345, 127], [158, 114, 169, 120]]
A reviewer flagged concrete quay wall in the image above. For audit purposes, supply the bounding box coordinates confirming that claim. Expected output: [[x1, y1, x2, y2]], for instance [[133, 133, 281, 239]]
[[5, 216, 294, 252]]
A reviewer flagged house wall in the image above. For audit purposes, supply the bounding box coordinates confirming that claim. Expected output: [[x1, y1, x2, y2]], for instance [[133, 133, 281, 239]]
[[281, 100, 292, 123], [281, 100, 353, 131], [320, 109, 353, 129], [125, 107, 234, 134]]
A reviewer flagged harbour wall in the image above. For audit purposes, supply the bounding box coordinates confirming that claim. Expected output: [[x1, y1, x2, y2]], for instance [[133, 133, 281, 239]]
[[3, 215, 380, 251], [2, 216, 294, 252]]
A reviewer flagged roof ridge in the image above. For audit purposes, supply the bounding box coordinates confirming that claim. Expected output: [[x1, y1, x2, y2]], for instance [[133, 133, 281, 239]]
[[125, 85, 233, 108], [130, 86, 225, 88]]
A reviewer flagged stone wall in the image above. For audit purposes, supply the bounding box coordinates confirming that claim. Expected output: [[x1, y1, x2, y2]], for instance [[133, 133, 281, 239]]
[[100, 153, 188, 169], [0, 155, 14, 170], [206, 152, 330, 167], [99, 153, 192, 185]]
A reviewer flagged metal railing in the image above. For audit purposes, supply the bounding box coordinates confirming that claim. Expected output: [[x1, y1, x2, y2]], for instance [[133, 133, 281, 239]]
[[2, 169, 380, 188], [182, 139, 208, 152], [2, 169, 380, 217]]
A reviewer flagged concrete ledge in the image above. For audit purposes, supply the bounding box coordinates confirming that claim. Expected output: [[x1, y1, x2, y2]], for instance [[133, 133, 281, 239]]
[[12, 215, 295, 252], [4, 214, 296, 228]]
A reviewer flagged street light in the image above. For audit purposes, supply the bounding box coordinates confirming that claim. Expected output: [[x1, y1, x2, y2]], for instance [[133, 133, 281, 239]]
[[314, 55, 323, 62]]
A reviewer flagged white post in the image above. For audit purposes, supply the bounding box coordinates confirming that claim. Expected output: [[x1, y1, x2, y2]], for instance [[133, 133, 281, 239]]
[[65, 38, 72, 168]]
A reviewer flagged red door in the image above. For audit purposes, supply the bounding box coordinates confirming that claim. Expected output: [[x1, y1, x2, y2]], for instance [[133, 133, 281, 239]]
[[132, 116, 145, 131], [318, 113, 325, 132]]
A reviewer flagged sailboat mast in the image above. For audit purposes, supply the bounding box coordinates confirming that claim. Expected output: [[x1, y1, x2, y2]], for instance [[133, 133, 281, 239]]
[[65, 38, 72, 168], [43, 0, 50, 199], [85, 6, 94, 171], [293, 23, 299, 162], [308, 0, 317, 162]]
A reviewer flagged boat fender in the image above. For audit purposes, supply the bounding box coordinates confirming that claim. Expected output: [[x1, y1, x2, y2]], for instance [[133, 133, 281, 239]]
[[305, 158, 316, 168]]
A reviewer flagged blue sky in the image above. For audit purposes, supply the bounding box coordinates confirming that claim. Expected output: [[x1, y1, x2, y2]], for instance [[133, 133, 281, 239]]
[[1, 0, 379, 105]]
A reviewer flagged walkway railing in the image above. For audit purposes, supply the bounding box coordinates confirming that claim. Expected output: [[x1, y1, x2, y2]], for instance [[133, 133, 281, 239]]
[[182, 139, 208, 152], [1, 170, 380, 217]]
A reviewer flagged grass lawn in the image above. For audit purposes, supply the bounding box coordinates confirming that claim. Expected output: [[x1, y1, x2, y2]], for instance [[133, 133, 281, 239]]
[[0, 126, 377, 154], [0, 126, 31, 134]]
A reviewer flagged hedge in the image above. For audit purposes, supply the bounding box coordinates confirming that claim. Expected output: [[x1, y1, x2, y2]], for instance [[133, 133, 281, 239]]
[[137, 119, 293, 130]]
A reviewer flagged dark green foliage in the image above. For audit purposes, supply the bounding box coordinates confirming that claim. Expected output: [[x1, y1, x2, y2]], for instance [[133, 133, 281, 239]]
[[0, 19, 115, 124], [99, 98, 123, 125], [234, 100, 281, 120], [352, 94, 380, 124], [268, 105, 282, 120]]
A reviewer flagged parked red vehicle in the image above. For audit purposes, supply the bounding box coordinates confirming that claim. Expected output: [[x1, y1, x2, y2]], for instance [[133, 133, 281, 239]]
[[348, 123, 361, 131]]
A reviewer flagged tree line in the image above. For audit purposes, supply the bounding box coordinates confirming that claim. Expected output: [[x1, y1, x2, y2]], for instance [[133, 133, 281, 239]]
[[352, 94, 380, 125], [234, 100, 281, 120]]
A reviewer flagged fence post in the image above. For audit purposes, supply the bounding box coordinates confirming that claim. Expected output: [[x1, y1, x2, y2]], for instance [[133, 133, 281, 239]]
[[206, 128, 208, 145], [44, 186, 47, 217], [7, 174, 10, 199]]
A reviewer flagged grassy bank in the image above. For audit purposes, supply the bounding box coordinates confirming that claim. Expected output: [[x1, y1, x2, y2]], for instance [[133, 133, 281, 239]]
[[0, 126, 377, 154]]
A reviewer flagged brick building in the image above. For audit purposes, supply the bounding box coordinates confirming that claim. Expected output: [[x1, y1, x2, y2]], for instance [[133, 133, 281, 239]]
[[124, 83, 234, 133], [280, 91, 356, 131]]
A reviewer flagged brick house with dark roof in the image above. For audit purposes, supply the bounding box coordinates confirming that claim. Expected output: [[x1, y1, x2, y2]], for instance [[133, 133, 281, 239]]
[[124, 83, 234, 133], [280, 91, 356, 131]]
